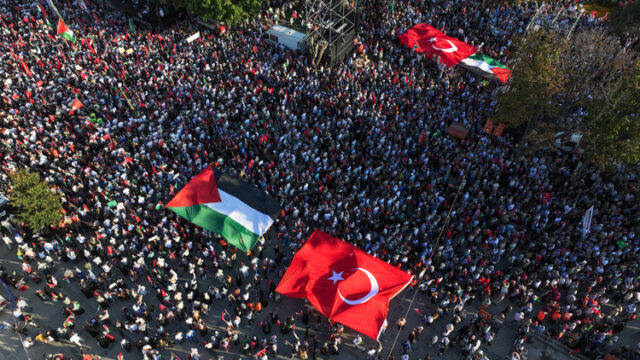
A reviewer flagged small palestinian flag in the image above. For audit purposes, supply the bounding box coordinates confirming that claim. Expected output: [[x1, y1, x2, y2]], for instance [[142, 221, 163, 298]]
[[63, 315, 74, 327], [70, 98, 83, 114], [117, 353, 124, 360], [460, 53, 511, 83], [167, 165, 281, 252], [57, 18, 76, 43]]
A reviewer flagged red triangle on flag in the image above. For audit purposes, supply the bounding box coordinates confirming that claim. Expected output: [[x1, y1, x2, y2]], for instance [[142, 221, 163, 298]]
[[166, 165, 221, 208], [70, 98, 83, 114], [491, 67, 512, 84], [57, 18, 68, 35]]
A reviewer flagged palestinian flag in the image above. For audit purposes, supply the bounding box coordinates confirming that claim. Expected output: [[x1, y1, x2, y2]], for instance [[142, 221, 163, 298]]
[[117, 353, 124, 360], [63, 315, 74, 327], [167, 165, 281, 252], [460, 53, 511, 83], [70, 98, 84, 114], [57, 18, 76, 43]]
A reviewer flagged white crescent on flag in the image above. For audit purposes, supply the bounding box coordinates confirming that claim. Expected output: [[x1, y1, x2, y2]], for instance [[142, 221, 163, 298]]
[[429, 37, 458, 53], [337, 268, 380, 305]]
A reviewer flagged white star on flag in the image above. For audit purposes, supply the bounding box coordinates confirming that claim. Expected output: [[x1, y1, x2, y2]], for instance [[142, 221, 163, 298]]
[[328, 270, 344, 284]]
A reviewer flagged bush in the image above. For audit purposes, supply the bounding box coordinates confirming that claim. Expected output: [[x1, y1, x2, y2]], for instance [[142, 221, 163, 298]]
[[9, 169, 63, 232]]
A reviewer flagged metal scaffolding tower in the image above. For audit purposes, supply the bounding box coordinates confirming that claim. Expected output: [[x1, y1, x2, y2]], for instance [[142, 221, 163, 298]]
[[305, 0, 357, 66], [526, 3, 584, 39]]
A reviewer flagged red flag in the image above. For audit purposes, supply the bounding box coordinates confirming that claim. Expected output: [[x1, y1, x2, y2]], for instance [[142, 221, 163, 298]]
[[87, 40, 96, 54], [20, 58, 33, 76], [70, 98, 83, 114], [398, 24, 478, 67], [276, 230, 413, 339], [56, 18, 69, 35]]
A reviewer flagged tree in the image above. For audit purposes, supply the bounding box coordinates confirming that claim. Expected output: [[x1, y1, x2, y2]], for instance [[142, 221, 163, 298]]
[[9, 169, 63, 232], [583, 60, 640, 168], [495, 27, 637, 156], [169, 0, 261, 25], [494, 29, 568, 144], [558, 28, 635, 112]]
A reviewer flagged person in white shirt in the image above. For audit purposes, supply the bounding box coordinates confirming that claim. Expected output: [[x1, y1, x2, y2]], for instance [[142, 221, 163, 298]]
[[69, 332, 83, 347]]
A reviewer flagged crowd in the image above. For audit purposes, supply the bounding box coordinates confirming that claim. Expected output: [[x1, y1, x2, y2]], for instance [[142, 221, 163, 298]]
[[0, 0, 639, 360]]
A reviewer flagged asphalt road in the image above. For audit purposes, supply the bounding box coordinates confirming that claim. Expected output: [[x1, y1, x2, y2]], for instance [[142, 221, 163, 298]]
[[0, 239, 634, 360]]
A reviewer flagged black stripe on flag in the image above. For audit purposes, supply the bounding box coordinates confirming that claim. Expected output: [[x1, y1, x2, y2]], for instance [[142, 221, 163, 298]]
[[213, 169, 282, 220]]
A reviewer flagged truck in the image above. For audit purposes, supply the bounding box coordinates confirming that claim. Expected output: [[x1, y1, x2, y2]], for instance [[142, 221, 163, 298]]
[[263, 24, 307, 52]]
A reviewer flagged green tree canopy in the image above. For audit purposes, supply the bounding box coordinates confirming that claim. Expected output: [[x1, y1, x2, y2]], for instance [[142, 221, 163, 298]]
[[494, 29, 568, 141], [9, 169, 63, 232], [495, 27, 637, 160], [584, 60, 640, 168], [169, 0, 261, 25]]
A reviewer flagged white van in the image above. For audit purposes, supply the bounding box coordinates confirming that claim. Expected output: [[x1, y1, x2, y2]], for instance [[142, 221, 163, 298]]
[[263, 24, 307, 51]]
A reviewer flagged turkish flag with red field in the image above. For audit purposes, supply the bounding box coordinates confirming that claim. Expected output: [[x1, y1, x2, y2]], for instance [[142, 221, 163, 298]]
[[276, 230, 413, 339], [399, 23, 478, 67]]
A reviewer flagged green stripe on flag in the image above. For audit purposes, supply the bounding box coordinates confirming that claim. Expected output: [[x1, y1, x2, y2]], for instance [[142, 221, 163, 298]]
[[169, 204, 260, 252], [62, 31, 76, 43], [467, 53, 509, 70]]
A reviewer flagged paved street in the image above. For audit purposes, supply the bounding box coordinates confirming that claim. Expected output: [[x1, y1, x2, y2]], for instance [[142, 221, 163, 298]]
[[1, 239, 618, 360]]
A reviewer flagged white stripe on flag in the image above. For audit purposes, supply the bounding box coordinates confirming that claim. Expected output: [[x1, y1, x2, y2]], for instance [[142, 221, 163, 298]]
[[204, 190, 274, 235], [461, 57, 493, 73], [186, 32, 200, 43]]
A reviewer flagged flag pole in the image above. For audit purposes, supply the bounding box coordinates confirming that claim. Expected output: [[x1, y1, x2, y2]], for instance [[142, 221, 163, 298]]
[[46, 0, 63, 19], [118, 86, 136, 112]]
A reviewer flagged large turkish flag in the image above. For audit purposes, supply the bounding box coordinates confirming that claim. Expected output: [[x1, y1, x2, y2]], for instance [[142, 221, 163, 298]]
[[276, 230, 413, 339], [399, 23, 478, 67]]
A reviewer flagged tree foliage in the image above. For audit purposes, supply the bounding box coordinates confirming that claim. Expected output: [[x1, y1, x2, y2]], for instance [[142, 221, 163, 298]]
[[495, 27, 637, 159], [9, 169, 62, 232], [494, 29, 567, 135], [584, 60, 640, 168], [558, 28, 635, 109], [169, 0, 261, 25]]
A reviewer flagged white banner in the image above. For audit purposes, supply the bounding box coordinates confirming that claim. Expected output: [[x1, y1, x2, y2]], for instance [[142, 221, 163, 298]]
[[582, 205, 594, 237], [186, 32, 200, 43]]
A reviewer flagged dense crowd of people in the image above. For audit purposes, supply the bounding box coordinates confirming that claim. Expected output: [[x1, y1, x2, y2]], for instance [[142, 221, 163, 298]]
[[0, 0, 639, 360]]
